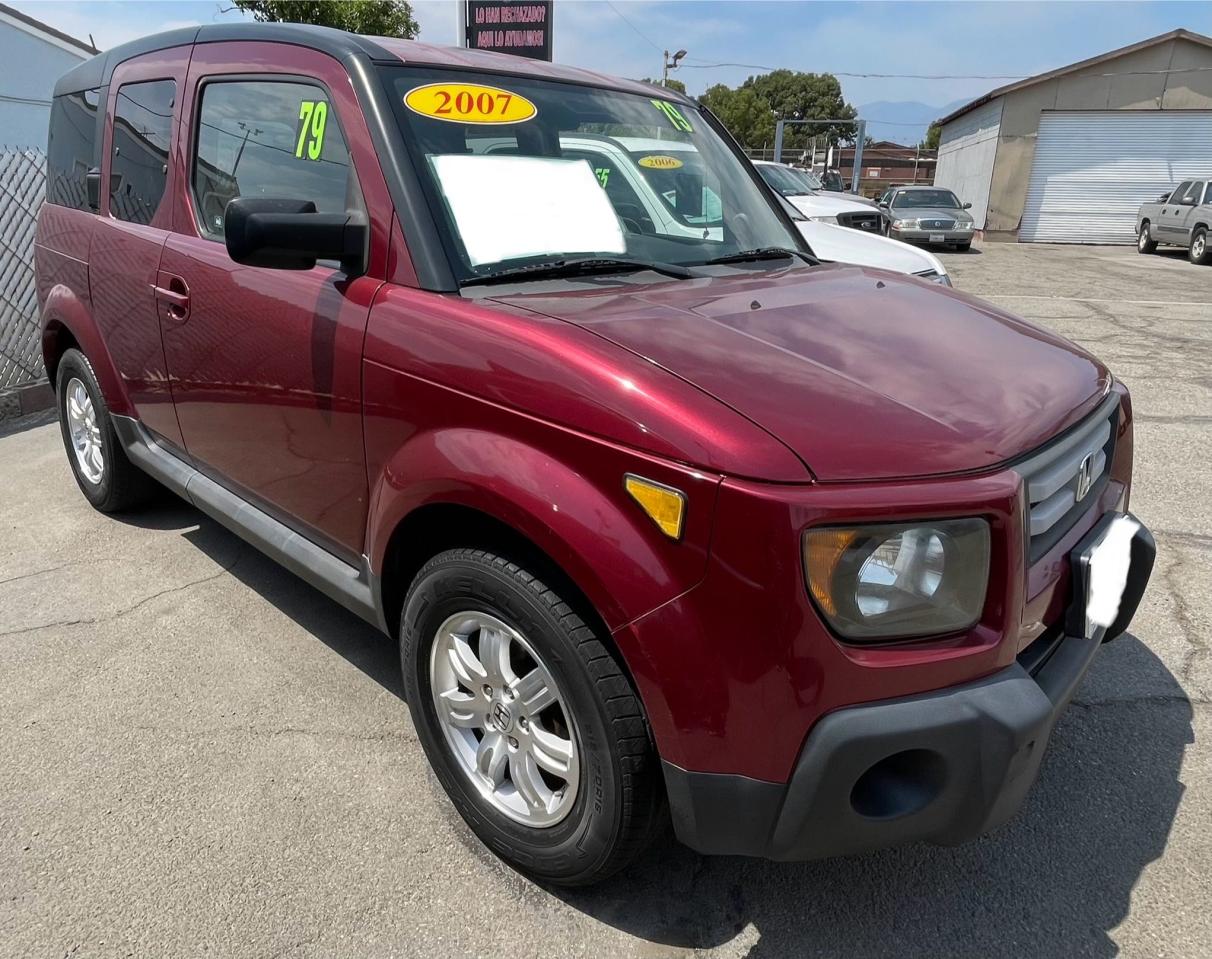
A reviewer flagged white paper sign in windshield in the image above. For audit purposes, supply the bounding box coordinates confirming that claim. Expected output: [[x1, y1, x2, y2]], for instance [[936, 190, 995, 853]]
[[429, 154, 626, 267]]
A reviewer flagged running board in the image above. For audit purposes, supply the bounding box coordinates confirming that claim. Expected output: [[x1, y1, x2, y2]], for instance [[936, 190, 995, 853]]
[[111, 414, 385, 632]]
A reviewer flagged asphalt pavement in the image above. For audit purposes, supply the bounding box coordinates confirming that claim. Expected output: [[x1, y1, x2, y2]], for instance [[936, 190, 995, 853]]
[[1, 242, 1209, 958]]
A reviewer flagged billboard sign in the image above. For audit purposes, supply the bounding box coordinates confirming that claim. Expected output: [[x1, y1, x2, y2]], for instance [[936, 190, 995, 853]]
[[464, 1, 554, 61]]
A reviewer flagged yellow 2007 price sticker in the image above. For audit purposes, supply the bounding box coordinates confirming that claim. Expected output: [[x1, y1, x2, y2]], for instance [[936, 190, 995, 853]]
[[404, 83, 537, 125], [296, 100, 328, 160], [638, 155, 684, 170]]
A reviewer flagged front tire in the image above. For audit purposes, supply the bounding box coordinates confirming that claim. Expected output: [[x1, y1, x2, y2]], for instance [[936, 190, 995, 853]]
[[1138, 222, 1157, 254], [400, 548, 664, 886], [1189, 227, 1210, 265], [55, 348, 157, 513]]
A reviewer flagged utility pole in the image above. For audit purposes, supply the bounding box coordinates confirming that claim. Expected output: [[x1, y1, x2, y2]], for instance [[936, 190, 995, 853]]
[[662, 49, 687, 87]]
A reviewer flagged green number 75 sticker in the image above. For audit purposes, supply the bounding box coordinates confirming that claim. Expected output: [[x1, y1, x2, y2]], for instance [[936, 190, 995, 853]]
[[295, 100, 328, 160]]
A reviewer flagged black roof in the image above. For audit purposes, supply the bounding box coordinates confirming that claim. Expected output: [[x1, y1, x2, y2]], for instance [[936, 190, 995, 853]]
[[50, 20, 690, 106], [53, 22, 399, 95]]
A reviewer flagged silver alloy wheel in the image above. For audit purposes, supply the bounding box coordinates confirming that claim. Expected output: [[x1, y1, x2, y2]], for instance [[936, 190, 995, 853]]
[[1194, 234, 1206, 260], [65, 377, 104, 484], [1138, 227, 1148, 250], [430, 611, 579, 827]]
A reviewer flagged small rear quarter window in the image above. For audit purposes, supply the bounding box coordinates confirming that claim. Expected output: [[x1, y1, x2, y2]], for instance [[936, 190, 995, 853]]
[[47, 88, 100, 211]]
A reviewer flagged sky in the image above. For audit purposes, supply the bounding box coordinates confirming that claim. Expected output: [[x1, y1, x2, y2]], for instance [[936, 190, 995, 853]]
[[11, 0, 1212, 134]]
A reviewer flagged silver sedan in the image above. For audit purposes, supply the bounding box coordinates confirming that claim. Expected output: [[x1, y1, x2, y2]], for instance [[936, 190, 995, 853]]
[[879, 186, 977, 250]]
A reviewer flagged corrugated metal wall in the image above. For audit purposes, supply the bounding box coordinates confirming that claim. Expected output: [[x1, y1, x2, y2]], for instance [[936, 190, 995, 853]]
[[1021, 111, 1212, 243], [935, 99, 1002, 230]]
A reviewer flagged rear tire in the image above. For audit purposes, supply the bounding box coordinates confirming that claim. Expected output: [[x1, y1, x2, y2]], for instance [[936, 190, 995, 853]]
[[400, 548, 664, 886], [1138, 222, 1157, 254], [55, 348, 157, 513], [1189, 227, 1210, 265]]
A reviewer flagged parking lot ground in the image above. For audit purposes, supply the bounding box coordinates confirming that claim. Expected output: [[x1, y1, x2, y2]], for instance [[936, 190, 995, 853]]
[[1, 242, 1210, 959]]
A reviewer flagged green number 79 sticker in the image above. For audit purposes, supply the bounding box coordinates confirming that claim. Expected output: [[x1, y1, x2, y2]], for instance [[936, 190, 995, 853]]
[[295, 100, 328, 160]]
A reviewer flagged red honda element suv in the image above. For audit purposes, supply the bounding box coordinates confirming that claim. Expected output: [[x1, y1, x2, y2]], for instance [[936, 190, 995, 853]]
[[36, 24, 1154, 885]]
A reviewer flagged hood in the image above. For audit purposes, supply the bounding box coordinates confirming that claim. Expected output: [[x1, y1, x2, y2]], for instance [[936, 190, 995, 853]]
[[798, 221, 945, 277], [488, 265, 1109, 482], [892, 206, 974, 223], [786, 193, 875, 217]]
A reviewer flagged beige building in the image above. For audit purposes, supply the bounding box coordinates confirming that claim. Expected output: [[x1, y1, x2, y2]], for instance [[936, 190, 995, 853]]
[[934, 29, 1212, 243]]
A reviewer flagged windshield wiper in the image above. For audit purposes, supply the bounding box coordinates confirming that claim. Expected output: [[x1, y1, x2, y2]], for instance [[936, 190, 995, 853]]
[[462, 256, 698, 287], [703, 247, 813, 266]]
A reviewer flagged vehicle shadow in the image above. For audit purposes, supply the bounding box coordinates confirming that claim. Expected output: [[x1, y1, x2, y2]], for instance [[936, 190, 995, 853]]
[[112, 495, 404, 700], [553, 635, 1191, 958], [0, 407, 56, 438]]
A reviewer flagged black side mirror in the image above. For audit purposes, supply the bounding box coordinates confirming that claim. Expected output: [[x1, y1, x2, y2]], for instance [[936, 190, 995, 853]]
[[1159, 192, 1172, 202], [962, 202, 972, 209], [85, 168, 101, 212], [224, 197, 367, 273]]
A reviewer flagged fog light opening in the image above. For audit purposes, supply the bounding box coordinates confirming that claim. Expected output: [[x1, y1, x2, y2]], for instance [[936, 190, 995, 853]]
[[850, 749, 948, 820]]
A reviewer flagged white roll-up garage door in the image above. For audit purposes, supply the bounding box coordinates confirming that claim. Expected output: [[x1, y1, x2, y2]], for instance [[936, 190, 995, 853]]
[[1020, 111, 1212, 244]]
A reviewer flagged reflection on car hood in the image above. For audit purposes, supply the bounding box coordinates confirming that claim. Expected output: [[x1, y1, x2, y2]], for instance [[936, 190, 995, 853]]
[[488, 266, 1108, 481], [796, 220, 945, 277], [786, 193, 877, 217]]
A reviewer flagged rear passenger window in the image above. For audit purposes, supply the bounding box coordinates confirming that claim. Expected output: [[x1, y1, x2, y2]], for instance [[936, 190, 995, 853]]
[[110, 80, 176, 225], [47, 88, 100, 211], [192, 80, 351, 239]]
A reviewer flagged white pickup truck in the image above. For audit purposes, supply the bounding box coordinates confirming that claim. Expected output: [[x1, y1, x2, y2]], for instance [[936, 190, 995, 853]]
[[1136, 179, 1212, 264]]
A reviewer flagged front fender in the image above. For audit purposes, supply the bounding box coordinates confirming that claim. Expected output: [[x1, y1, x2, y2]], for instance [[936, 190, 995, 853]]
[[365, 422, 720, 632], [40, 283, 132, 416]]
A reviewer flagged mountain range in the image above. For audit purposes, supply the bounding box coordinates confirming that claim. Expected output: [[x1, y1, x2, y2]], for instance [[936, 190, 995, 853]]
[[855, 99, 971, 146]]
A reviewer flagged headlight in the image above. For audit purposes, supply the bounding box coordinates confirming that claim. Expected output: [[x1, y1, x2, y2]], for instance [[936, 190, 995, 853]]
[[933, 272, 952, 287], [803, 518, 990, 641], [808, 215, 838, 224], [892, 218, 918, 229]]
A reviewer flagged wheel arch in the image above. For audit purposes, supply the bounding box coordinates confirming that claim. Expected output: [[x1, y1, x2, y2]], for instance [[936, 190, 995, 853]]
[[40, 286, 132, 415]]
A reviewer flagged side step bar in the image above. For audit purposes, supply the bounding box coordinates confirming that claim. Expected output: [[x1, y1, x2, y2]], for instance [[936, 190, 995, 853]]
[[111, 414, 386, 633]]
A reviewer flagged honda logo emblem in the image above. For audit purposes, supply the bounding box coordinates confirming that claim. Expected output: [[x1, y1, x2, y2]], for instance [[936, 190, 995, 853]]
[[1075, 452, 1096, 501]]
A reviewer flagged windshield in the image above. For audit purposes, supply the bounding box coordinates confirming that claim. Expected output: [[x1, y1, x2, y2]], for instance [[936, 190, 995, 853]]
[[755, 163, 819, 197], [385, 68, 803, 282], [892, 189, 961, 209]]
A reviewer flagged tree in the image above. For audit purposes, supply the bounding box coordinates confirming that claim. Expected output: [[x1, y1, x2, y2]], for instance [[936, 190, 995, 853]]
[[699, 84, 775, 150], [641, 77, 687, 94], [740, 69, 857, 152], [232, 0, 418, 37], [920, 122, 941, 150]]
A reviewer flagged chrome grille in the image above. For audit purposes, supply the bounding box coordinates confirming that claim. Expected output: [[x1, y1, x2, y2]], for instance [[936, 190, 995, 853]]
[[921, 218, 956, 230], [1016, 394, 1120, 562]]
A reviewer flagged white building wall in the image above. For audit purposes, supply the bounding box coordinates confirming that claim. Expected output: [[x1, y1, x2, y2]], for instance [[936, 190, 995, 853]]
[[935, 98, 1003, 230], [0, 10, 90, 149]]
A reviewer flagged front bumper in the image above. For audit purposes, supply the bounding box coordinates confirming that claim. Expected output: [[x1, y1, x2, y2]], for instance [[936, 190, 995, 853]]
[[891, 226, 974, 245], [664, 512, 1155, 860]]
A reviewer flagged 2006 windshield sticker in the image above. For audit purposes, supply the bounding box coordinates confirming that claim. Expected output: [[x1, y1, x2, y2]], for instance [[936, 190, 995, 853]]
[[651, 99, 693, 133], [296, 100, 328, 160], [405, 82, 537, 124]]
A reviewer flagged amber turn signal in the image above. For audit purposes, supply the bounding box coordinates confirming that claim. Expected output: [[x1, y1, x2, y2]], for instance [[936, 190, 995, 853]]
[[624, 475, 686, 540]]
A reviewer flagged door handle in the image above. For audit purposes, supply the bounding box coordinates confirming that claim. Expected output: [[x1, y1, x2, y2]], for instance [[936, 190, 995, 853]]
[[153, 272, 190, 322]]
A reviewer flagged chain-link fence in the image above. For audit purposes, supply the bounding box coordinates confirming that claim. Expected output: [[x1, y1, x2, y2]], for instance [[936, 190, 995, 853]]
[[0, 148, 47, 391]]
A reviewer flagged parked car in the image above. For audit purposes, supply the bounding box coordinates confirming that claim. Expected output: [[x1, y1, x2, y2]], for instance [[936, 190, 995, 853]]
[[1136, 180, 1212, 264], [754, 160, 883, 233], [38, 24, 1154, 886], [775, 194, 952, 285], [879, 185, 977, 250]]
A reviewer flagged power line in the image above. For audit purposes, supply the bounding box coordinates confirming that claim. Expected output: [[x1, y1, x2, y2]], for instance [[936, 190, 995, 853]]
[[679, 59, 1212, 81], [604, 0, 662, 55]]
